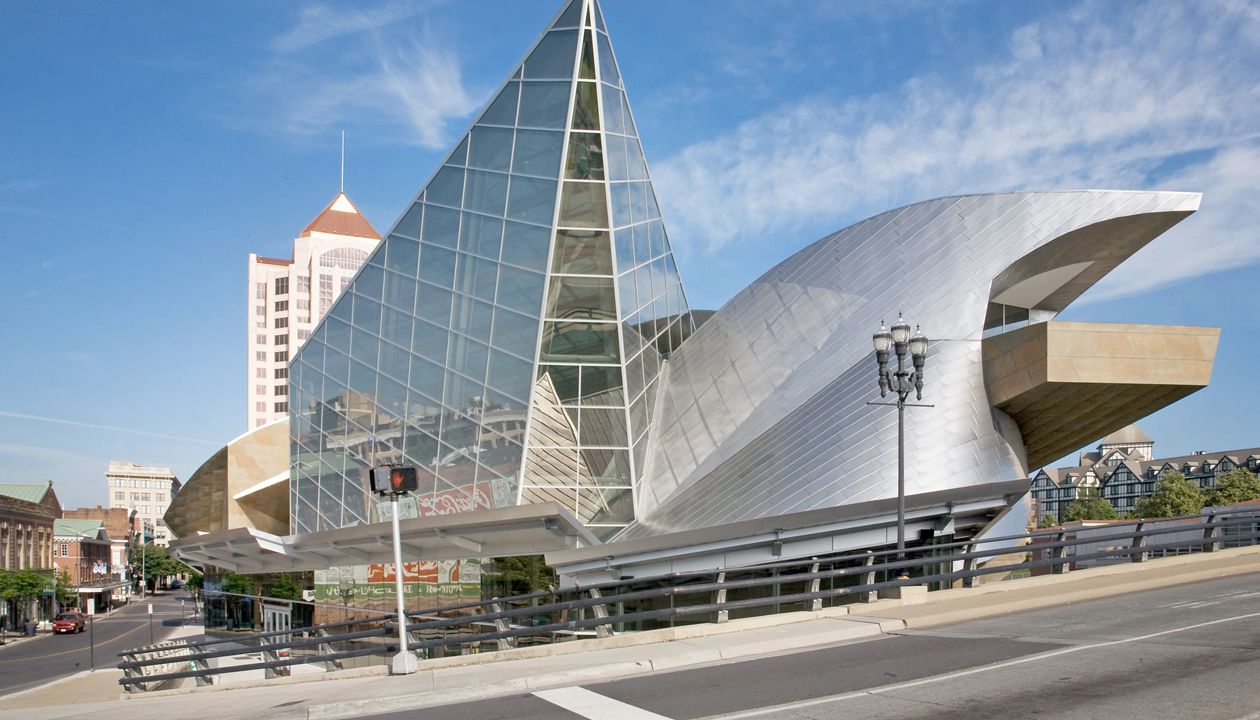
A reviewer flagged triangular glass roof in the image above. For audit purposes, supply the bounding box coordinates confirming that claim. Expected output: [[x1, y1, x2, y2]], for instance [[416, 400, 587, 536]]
[[289, 0, 693, 537]]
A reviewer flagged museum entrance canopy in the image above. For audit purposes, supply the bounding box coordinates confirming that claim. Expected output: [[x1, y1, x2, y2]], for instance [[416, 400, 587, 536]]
[[170, 503, 598, 574]]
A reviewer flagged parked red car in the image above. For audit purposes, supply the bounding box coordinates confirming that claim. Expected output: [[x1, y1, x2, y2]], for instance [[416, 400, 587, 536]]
[[52, 612, 86, 634]]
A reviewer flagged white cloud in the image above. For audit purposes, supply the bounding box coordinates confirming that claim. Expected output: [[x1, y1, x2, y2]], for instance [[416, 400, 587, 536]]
[[271, 1, 429, 53], [243, 3, 477, 150], [653, 0, 1260, 299]]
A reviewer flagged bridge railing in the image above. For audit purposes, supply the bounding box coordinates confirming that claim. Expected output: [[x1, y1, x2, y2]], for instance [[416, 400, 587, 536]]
[[119, 505, 1260, 692]]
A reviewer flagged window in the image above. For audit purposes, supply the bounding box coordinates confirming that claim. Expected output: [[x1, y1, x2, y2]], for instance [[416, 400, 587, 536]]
[[156, 493, 165, 502], [114, 491, 123, 500], [297, 275, 311, 293], [130, 493, 140, 501], [275, 300, 288, 312], [256, 384, 266, 395], [255, 401, 266, 412], [275, 334, 288, 345], [255, 282, 267, 300], [319, 247, 368, 269], [60, 544, 68, 557], [297, 329, 309, 341], [142, 493, 151, 501], [275, 317, 288, 329], [274, 351, 288, 363], [274, 368, 288, 379], [274, 402, 288, 413], [275, 277, 289, 295], [256, 334, 267, 345], [296, 299, 310, 310], [274, 385, 288, 396], [256, 368, 266, 378], [255, 305, 266, 316], [256, 351, 267, 361]]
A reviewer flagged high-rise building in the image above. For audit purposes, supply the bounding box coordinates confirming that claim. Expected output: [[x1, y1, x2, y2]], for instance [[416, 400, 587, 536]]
[[105, 461, 181, 546], [247, 193, 380, 428]]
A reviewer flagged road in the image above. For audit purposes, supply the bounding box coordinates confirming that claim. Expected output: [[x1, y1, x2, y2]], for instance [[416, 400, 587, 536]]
[[368, 573, 1260, 720], [0, 590, 194, 696]]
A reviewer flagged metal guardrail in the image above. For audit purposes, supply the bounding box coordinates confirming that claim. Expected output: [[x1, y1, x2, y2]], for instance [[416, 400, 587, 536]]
[[118, 506, 1260, 692]]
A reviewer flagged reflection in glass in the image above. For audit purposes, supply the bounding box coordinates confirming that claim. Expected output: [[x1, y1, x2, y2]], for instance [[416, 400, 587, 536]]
[[553, 229, 612, 275], [559, 182, 609, 228], [572, 81, 600, 130], [565, 132, 604, 180], [541, 321, 620, 363], [546, 275, 617, 321]]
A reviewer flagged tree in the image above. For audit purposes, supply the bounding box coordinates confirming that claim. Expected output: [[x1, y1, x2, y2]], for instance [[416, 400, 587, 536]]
[[0, 569, 52, 622], [52, 570, 76, 610], [264, 573, 303, 601], [218, 574, 257, 630], [1037, 515, 1058, 529], [1206, 468, 1260, 507], [1062, 494, 1118, 522], [1136, 470, 1204, 518], [129, 543, 192, 589], [485, 556, 556, 598]]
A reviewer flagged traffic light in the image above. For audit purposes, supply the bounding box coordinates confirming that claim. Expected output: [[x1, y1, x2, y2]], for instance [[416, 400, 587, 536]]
[[370, 466, 418, 495]]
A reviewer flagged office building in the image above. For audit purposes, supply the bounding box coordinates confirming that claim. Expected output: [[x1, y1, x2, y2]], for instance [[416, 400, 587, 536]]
[[106, 461, 181, 546], [247, 192, 381, 428]]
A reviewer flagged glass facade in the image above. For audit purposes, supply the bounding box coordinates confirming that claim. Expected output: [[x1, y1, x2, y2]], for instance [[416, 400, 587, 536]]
[[290, 0, 693, 537]]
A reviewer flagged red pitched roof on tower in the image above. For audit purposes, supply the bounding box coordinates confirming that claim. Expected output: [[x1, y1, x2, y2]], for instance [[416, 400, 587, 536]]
[[300, 192, 380, 240]]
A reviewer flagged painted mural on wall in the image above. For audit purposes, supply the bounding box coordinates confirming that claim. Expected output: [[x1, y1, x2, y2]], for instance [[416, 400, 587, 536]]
[[313, 559, 481, 607]]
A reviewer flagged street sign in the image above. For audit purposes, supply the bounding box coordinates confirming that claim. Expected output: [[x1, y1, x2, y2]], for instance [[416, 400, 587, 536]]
[[86, 599, 96, 616]]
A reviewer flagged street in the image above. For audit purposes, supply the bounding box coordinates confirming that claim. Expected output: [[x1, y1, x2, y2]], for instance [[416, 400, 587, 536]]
[[0, 590, 193, 697], [365, 573, 1260, 720]]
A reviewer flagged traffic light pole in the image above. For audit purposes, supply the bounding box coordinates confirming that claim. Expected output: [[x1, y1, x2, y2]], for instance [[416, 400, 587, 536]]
[[389, 494, 417, 675]]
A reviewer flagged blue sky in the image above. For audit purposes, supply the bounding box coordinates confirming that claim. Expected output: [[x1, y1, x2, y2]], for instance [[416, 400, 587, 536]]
[[1, 0, 1257, 507]]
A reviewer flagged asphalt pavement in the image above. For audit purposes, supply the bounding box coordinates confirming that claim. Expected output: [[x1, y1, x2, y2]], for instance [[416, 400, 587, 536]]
[[0, 590, 195, 696], [365, 573, 1260, 720]]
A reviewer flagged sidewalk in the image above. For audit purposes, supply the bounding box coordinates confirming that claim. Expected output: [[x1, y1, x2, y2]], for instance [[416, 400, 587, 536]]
[[0, 545, 1255, 720]]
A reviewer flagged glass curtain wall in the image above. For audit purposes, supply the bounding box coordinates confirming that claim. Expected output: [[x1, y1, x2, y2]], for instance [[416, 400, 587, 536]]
[[289, 0, 694, 538]]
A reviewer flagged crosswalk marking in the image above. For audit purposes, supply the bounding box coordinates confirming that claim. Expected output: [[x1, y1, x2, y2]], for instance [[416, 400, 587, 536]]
[[534, 687, 676, 720]]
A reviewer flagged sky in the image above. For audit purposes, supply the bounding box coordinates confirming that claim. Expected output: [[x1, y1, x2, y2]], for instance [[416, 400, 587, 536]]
[[1, 0, 1257, 508]]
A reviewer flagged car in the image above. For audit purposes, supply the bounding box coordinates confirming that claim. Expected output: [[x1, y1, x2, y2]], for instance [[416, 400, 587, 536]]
[[169, 579, 183, 589], [52, 612, 86, 634]]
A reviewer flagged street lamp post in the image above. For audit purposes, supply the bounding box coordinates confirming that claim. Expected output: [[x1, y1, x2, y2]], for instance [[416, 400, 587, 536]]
[[369, 466, 420, 675], [870, 314, 930, 579]]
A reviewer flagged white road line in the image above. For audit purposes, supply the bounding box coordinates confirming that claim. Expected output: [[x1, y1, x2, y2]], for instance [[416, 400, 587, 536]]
[[534, 687, 677, 720], [710, 610, 1260, 720]]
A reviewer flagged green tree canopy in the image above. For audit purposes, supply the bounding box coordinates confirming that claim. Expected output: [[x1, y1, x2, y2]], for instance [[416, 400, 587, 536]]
[[1037, 514, 1059, 529], [0, 569, 53, 616], [1206, 468, 1260, 507], [1136, 470, 1204, 518], [1063, 495, 1118, 522], [129, 542, 192, 584], [264, 573, 303, 601]]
